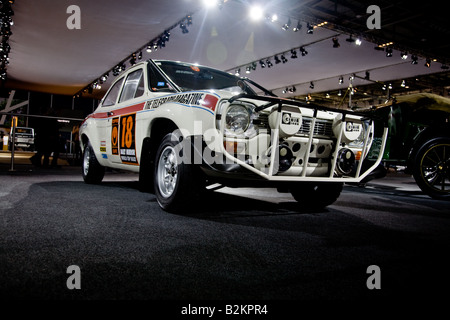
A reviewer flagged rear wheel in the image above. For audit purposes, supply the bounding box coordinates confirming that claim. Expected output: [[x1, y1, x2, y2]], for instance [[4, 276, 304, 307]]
[[82, 141, 105, 184], [413, 137, 450, 200], [290, 182, 343, 210], [154, 132, 204, 212]]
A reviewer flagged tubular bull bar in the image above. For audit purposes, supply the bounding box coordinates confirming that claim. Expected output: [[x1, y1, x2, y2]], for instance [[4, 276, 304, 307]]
[[221, 94, 389, 183]]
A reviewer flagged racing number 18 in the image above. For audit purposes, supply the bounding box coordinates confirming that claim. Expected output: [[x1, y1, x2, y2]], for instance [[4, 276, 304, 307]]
[[121, 115, 134, 149]]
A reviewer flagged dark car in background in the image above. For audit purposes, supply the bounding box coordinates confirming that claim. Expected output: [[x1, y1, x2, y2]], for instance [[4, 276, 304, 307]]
[[366, 93, 450, 200]]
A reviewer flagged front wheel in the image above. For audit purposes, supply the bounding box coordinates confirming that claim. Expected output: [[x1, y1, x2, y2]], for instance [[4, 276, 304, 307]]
[[412, 137, 450, 200], [82, 141, 105, 184], [290, 182, 343, 210], [154, 132, 204, 212]]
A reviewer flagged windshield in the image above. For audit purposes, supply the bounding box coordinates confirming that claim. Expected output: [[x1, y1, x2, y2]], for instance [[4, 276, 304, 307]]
[[154, 60, 259, 95]]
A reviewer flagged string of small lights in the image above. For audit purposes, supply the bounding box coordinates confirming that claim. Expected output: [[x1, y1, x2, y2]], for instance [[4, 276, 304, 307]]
[[74, 13, 194, 98], [0, 0, 14, 84]]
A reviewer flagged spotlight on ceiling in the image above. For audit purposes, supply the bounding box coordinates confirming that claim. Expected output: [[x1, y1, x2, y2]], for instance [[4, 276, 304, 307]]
[[306, 23, 313, 34], [339, 76, 344, 84], [355, 37, 362, 46], [266, 59, 273, 68], [332, 37, 340, 48], [300, 47, 308, 56], [293, 21, 302, 32], [411, 55, 418, 65], [281, 54, 288, 63], [249, 5, 264, 21], [310, 81, 314, 89], [401, 52, 408, 59], [386, 47, 393, 57], [290, 49, 297, 59], [424, 58, 431, 68], [180, 23, 189, 34], [259, 60, 266, 68], [235, 68, 240, 76], [282, 18, 291, 31], [274, 55, 281, 64]]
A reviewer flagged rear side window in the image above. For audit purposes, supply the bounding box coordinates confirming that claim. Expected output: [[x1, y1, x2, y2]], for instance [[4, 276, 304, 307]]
[[119, 69, 144, 103], [102, 77, 124, 107]]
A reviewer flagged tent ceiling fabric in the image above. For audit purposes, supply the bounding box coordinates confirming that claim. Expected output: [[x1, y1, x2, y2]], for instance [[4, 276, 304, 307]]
[[4, 0, 450, 105]]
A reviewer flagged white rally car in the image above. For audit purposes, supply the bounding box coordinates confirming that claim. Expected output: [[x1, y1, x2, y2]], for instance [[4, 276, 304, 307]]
[[79, 60, 388, 212]]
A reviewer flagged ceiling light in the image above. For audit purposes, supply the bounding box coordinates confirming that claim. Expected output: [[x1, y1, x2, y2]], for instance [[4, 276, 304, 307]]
[[249, 5, 264, 21], [411, 55, 418, 64], [424, 58, 431, 68], [180, 23, 189, 34], [339, 76, 343, 84], [355, 38, 362, 46], [186, 15, 193, 26], [259, 60, 266, 68], [246, 66, 251, 74], [401, 80, 406, 87], [386, 47, 393, 57], [290, 49, 297, 59], [281, 54, 288, 63], [310, 82, 314, 89], [269, 14, 278, 22], [401, 52, 408, 59], [332, 37, 340, 48], [306, 23, 313, 34], [266, 59, 273, 68], [365, 71, 370, 80], [293, 21, 302, 32], [282, 87, 288, 94], [282, 18, 291, 31], [274, 55, 281, 64], [300, 47, 308, 56], [235, 68, 240, 76], [338, 90, 342, 96]]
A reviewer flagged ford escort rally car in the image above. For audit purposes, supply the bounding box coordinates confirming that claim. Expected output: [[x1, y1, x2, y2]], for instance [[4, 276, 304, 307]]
[[79, 59, 388, 212]]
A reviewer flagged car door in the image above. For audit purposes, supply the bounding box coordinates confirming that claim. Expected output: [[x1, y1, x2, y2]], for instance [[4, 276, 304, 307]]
[[105, 67, 146, 165]]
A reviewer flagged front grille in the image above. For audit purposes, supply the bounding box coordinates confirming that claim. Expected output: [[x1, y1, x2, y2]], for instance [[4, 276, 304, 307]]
[[298, 118, 333, 137]]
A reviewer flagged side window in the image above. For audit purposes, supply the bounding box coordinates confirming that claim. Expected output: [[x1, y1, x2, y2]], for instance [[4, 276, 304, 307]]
[[102, 77, 124, 107], [119, 69, 144, 103]]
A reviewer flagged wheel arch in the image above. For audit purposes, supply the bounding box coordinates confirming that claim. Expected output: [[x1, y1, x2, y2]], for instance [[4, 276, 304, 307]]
[[407, 125, 450, 171], [138, 118, 179, 192]]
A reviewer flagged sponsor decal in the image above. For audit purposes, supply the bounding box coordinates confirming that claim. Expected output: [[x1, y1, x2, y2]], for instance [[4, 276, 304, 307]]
[[345, 121, 360, 132], [146, 92, 218, 112]]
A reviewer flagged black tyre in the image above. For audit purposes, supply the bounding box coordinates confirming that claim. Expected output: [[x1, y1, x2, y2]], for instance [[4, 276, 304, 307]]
[[290, 182, 343, 210], [154, 132, 204, 212], [82, 141, 105, 184], [412, 137, 450, 200]]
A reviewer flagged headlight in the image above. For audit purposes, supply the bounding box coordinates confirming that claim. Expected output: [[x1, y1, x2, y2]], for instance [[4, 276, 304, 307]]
[[348, 120, 370, 148], [225, 104, 251, 135]]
